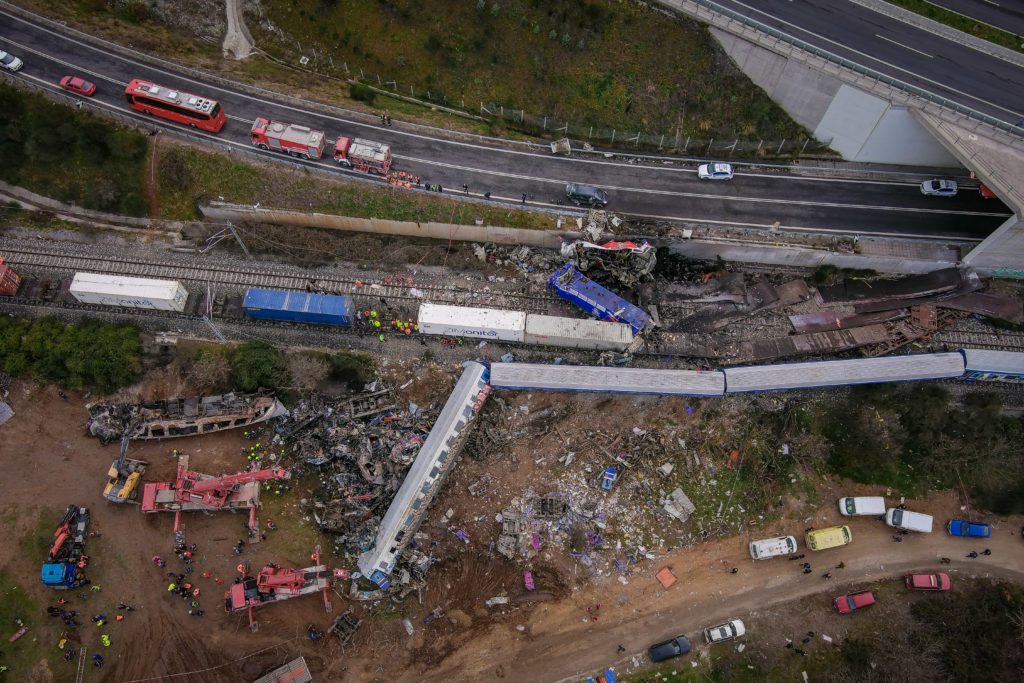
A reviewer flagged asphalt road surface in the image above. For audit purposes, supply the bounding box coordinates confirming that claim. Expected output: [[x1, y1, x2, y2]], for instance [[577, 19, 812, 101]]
[[0, 6, 1013, 242], [711, 0, 1024, 126], [927, 0, 1024, 39]]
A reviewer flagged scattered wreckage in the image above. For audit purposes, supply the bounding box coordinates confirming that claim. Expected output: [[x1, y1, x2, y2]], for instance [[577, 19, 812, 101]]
[[87, 393, 288, 443]]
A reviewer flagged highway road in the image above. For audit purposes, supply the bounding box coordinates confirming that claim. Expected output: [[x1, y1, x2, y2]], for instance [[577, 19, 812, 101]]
[[0, 6, 1013, 242], [711, 0, 1024, 126], [928, 0, 1024, 38]]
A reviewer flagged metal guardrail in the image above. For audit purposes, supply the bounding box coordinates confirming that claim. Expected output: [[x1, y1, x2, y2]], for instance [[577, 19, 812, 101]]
[[687, 0, 1024, 137]]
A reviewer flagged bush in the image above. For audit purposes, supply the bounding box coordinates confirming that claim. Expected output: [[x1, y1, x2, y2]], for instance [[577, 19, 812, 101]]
[[329, 351, 375, 388], [229, 342, 286, 392], [0, 316, 141, 392], [349, 82, 377, 105]]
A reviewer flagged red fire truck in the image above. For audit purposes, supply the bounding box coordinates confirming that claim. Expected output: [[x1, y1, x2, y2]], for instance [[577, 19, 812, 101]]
[[250, 118, 326, 160], [334, 137, 392, 175]]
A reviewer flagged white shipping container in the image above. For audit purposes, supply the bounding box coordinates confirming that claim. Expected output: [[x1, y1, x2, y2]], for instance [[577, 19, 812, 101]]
[[524, 314, 633, 351], [417, 303, 525, 342], [69, 272, 189, 312]]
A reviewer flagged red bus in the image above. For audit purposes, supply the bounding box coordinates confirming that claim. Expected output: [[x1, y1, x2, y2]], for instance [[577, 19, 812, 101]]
[[124, 79, 226, 133]]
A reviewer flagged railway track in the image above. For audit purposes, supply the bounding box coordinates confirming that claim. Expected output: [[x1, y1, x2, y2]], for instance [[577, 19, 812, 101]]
[[931, 329, 1024, 352], [0, 243, 562, 313]]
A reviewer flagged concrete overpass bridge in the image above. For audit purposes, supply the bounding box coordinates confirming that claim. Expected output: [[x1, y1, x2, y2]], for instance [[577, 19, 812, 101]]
[[662, 0, 1024, 273]]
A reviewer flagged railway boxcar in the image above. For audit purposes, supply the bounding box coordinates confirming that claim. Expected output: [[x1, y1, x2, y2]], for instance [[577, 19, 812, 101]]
[[960, 348, 1024, 383], [523, 314, 633, 351], [69, 273, 188, 312], [0, 258, 22, 296], [490, 363, 726, 396], [418, 304, 526, 342], [723, 353, 965, 393], [242, 288, 353, 326], [547, 264, 653, 334]]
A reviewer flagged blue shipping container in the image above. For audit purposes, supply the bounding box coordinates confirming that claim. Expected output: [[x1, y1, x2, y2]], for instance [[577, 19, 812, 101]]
[[243, 288, 354, 326], [547, 264, 652, 334]]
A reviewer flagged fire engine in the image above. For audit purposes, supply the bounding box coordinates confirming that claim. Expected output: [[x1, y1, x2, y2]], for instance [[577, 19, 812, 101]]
[[250, 118, 325, 160], [334, 136, 392, 174]]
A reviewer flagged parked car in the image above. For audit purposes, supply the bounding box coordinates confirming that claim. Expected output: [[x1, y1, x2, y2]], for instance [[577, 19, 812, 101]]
[[703, 619, 745, 644], [904, 573, 951, 591], [565, 183, 609, 208], [0, 50, 23, 72], [838, 496, 886, 517], [806, 525, 852, 551], [697, 162, 734, 181], [947, 519, 991, 538], [648, 635, 691, 662], [834, 591, 876, 614], [920, 179, 958, 197], [59, 76, 96, 96], [885, 508, 933, 533], [749, 536, 797, 560]]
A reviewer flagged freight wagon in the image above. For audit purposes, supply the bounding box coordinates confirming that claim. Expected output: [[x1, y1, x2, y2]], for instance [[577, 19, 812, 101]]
[[547, 264, 653, 334], [0, 257, 22, 296], [69, 273, 188, 312], [417, 303, 527, 342], [523, 313, 633, 351], [242, 288, 354, 326]]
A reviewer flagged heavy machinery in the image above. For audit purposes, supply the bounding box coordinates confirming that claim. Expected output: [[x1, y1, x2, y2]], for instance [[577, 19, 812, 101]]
[[224, 545, 350, 631], [40, 505, 89, 589], [141, 455, 291, 538], [104, 431, 147, 503]]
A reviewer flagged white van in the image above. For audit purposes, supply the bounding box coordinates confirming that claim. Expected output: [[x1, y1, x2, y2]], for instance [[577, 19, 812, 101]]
[[749, 536, 797, 560], [838, 496, 886, 517], [885, 508, 933, 533]]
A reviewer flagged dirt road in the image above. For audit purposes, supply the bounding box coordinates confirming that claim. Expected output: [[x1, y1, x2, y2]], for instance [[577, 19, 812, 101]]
[[411, 491, 1024, 683]]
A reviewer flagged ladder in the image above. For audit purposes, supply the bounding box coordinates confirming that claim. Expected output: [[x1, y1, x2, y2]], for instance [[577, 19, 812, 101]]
[[75, 646, 87, 683]]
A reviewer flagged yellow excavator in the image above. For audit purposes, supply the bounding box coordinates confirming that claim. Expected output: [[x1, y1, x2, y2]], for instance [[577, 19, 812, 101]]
[[104, 430, 148, 503]]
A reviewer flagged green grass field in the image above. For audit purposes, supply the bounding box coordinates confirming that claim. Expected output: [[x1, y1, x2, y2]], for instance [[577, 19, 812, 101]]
[[252, 0, 806, 140]]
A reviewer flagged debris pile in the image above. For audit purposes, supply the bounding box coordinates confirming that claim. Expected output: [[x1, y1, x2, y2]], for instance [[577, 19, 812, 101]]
[[274, 386, 436, 554], [472, 242, 557, 274]]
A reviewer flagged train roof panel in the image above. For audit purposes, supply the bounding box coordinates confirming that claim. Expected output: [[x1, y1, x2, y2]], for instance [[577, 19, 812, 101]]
[[547, 264, 652, 333], [723, 353, 965, 393], [961, 348, 1024, 376], [490, 363, 725, 396]]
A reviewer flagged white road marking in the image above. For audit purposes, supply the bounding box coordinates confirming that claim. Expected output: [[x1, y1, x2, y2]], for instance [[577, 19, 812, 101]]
[[875, 34, 934, 58], [0, 9, 1008, 185], [720, 0, 1023, 118]]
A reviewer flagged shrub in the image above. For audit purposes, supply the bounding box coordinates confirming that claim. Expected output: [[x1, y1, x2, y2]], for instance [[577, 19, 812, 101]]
[[229, 342, 286, 392], [328, 351, 375, 388], [349, 82, 376, 105], [0, 316, 141, 392]]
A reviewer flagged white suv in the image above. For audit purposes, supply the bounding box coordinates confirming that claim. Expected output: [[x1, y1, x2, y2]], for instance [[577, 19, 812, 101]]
[[704, 619, 746, 644], [0, 51, 23, 72]]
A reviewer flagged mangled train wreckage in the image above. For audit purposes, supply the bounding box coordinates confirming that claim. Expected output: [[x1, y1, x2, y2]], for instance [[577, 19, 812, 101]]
[[88, 393, 288, 442]]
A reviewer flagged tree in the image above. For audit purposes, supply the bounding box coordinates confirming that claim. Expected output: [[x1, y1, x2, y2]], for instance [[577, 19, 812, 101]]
[[229, 342, 286, 392], [287, 353, 329, 391], [186, 351, 230, 392]]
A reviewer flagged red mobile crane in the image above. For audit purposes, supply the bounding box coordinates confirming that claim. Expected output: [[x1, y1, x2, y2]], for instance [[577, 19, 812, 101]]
[[225, 545, 350, 630], [141, 455, 290, 537]]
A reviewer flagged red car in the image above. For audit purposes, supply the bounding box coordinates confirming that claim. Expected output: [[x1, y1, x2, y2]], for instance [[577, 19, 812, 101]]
[[59, 76, 96, 96], [904, 573, 951, 591], [834, 591, 875, 614], [979, 184, 996, 199]]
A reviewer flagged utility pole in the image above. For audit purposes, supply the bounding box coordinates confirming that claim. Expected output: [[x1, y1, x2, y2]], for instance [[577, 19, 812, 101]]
[[228, 222, 253, 260]]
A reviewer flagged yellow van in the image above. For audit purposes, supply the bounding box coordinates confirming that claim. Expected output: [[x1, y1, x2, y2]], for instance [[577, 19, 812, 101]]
[[806, 525, 852, 551]]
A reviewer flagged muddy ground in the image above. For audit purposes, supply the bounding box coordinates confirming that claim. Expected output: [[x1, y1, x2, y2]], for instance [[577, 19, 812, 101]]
[[2, 376, 1023, 683]]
